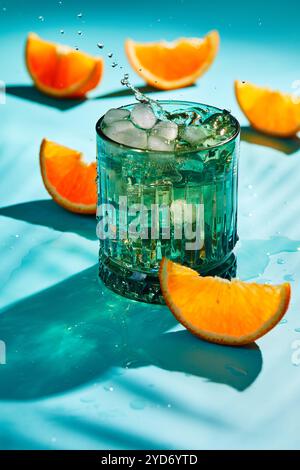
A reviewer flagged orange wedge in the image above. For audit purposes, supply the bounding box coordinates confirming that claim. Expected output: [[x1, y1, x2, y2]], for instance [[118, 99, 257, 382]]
[[235, 80, 300, 137], [26, 33, 103, 98], [125, 31, 219, 90], [159, 258, 291, 346], [40, 139, 97, 214]]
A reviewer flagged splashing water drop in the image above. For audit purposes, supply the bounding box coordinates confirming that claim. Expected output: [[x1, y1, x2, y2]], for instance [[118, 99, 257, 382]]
[[97, 43, 104, 49], [112, 62, 118, 68], [77, 12, 83, 18], [108, 52, 113, 58], [60, 29, 64, 35], [38, 15, 44, 21], [77, 30, 82, 36]]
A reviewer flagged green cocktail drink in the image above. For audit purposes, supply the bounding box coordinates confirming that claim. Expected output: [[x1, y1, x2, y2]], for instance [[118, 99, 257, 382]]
[[96, 100, 240, 303]]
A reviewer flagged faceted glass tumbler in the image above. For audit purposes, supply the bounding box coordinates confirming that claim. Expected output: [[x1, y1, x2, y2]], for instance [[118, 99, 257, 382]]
[[96, 101, 240, 304]]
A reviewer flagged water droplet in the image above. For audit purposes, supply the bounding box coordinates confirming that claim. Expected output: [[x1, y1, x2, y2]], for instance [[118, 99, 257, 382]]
[[60, 29, 64, 34], [258, 18, 262, 26], [248, 212, 253, 217], [247, 184, 253, 189], [277, 258, 285, 265], [279, 318, 287, 324], [114, 343, 119, 348], [75, 47, 79, 50], [15, 234, 20, 238], [2, 7, 7, 11], [108, 52, 113, 58], [104, 385, 114, 392], [297, 247, 300, 251], [97, 43, 104, 49], [167, 403, 172, 408], [58, 1, 63, 5], [77, 12, 83, 18], [51, 437, 57, 443], [295, 328, 300, 333], [130, 399, 146, 410], [38, 15, 44, 21], [77, 31, 82, 36], [112, 62, 118, 68]]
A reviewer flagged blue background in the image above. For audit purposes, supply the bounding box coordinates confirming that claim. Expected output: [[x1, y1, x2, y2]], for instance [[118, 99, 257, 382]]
[[0, 0, 300, 449]]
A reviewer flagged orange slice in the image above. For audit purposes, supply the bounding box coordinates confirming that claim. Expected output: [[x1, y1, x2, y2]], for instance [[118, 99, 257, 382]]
[[40, 139, 97, 214], [235, 80, 300, 137], [125, 31, 219, 90], [26, 33, 103, 98], [159, 258, 291, 346]]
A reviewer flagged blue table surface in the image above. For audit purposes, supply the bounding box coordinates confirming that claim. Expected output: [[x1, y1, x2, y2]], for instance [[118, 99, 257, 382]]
[[1, 0, 300, 450]]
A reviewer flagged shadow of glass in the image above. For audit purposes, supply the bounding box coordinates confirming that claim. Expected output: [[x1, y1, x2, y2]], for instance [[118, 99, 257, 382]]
[[0, 199, 97, 240], [6, 85, 86, 111], [93, 83, 196, 100], [0, 265, 262, 401], [241, 126, 300, 155]]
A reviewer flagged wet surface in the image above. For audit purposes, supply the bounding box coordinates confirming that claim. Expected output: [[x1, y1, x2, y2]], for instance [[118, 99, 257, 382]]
[[0, 0, 300, 450]]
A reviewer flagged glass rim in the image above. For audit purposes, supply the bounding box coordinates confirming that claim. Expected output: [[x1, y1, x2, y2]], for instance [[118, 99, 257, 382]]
[[96, 100, 240, 154]]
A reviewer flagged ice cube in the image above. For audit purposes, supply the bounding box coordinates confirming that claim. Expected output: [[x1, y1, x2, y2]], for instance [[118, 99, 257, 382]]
[[151, 120, 178, 141], [181, 125, 210, 145], [170, 200, 197, 224], [103, 108, 130, 125], [103, 120, 147, 149], [148, 135, 175, 151], [202, 137, 220, 147], [130, 103, 157, 129], [169, 108, 206, 126], [204, 111, 236, 139]]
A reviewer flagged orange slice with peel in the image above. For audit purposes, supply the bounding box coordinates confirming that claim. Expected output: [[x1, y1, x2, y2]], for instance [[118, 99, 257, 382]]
[[26, 33, 103, 98], [235, 80, 300, 137], [40, 139, 97, 214], [125, 31, 219, 90], [159, 258, 291, 346]]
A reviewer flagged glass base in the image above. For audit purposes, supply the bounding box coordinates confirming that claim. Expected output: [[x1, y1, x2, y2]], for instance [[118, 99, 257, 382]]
[[98, 253, 237, 305]]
